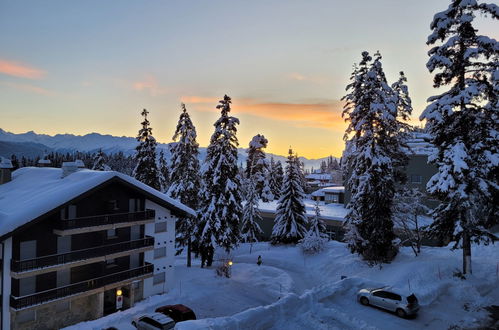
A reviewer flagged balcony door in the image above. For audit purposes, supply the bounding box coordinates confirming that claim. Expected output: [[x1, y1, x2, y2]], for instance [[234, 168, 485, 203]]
[[19, 240, 36, 296], [57, 236, 71, 287]]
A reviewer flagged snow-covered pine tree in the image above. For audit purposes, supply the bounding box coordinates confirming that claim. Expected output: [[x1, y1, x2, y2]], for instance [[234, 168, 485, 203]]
[[198, 95, 243, 267], [167, 103, 201, 267], [271, 148, 308, 244], [245, 134, 273, 201], [268, 157, 280, 200], [420, 0, 498, 274], [132, 109, 161, 190], [342, 51, 410, 264], [92, 149, 110, 171], [300, 200, 328, 254], [158, 150, 170, 193], [241, 176, 263, 243], [293, 153, 309, 193]]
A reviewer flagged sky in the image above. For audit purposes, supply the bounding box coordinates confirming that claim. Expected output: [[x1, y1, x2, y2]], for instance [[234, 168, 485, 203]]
[[0, 0, 496, 158]]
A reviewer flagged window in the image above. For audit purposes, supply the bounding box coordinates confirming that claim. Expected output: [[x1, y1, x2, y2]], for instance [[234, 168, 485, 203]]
[[108, 200, 119, 211], [373, 291, 389, 298], [106, 258, 117, 268], [385, 292, 402, 301], [410, 175, 423, 184], [155, 222, 167, 233], [153, 272, 165, 285], [154, 247, 166, 259], [107, 229, 117, 238]]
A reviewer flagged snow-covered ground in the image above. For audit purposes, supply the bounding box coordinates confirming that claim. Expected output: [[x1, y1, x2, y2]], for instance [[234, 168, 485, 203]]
[[65, 242, 499, 330]]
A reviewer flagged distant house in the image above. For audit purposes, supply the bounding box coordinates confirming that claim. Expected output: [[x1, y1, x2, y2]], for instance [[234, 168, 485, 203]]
[[255, 200, 348, 242], [343, 131, 438, 208], [305, 170, 343, 188], [311, 186, 345, 204], [0, 161, 194, 330]]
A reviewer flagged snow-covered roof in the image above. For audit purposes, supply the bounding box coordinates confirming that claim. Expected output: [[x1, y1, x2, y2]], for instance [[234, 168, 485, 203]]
[[305, 173, 332, 180], [405, 132, 436, 156], [0, 167, 196, 238], [311, 186, 345, 197], [0, 157, 13, 169], [258, 199, 348, 221]]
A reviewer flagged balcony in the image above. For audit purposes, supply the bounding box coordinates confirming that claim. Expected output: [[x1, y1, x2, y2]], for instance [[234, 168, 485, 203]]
[[11, 236, 154, 276], [53, 209, 155, 235], [10, 263, 153, 310]]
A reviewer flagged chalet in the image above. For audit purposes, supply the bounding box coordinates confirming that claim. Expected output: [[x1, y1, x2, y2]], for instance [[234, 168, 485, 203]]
[[311, 186, 345, 204], [0, 160, 195, 330]]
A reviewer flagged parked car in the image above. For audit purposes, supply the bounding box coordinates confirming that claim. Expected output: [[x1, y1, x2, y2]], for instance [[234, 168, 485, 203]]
[[131, 313, 176, 330], [357, 287, 419, 318], [155, 304, 196, 323]]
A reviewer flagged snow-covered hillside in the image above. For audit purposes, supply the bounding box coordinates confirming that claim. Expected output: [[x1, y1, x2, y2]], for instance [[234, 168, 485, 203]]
[[65, 242, 499, 330], [0, 129, 336, 169]]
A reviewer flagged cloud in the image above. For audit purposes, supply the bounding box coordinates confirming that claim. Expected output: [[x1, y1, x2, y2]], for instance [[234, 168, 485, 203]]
[[132, 75, 168, 96], [0, 59, 46, 79], [286, 72, 328, 84], [0, 81, 54, 96], [182, 96, 345, 130]]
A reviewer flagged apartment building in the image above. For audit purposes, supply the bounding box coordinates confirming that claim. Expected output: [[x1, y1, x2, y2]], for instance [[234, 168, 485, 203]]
[[0, 161, 194, 330]]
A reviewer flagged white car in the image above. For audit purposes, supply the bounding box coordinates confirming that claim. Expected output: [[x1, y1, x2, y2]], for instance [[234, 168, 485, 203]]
[[357, 287, 419, 318], [131, 313, 176, 330]]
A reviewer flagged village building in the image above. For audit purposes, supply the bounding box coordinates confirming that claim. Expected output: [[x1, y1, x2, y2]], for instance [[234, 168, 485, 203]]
[[0, 160, 194, 330]]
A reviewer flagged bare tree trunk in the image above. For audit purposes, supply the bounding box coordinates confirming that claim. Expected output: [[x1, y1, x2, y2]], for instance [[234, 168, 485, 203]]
[[187, 237, 192, 267], [462, 230, 472, 274]]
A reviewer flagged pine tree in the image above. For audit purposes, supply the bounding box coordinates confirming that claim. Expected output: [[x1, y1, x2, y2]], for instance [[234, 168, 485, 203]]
[[157, 149, 170, 193], [245, 134, 272, 201], [241, 177, 263, 243], [132, 109, 160, 190], [167, 103, 201, 267], [341, 51, 410, 264], [198, 95, 242, 267], [270, 159, 284, 200], [92, 149, 110, 171], [271, 148, 308, 244], [300, 200, 328, 254], [420, 0, 498, 274]]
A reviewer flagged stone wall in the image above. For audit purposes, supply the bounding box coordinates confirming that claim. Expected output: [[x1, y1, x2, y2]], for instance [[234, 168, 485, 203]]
[[11, 292, 103, 330]]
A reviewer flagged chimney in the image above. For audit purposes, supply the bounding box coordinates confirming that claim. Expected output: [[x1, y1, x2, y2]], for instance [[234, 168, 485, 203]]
[[61, 159, 85, 178], [0, 157, 13, 184], [37, 151, 52, 167]]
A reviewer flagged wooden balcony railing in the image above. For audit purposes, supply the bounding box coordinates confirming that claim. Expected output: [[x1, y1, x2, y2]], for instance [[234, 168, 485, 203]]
[[56, 209, 155, 230], [10, 263, 153, 310], [11, 236, 154, 273]]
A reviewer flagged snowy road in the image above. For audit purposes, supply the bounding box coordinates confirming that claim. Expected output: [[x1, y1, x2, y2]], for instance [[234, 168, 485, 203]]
[[66, 242, 498, 330]]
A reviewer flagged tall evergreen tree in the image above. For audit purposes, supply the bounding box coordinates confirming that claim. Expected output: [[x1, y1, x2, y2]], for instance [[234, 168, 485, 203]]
[[241, 176, 263, 243], [268, 157, 281, 200], [132, 109, 160, 190], [271, 148, 308, 244], [168, 103, 201, 267], [420, 0, 498, 274], [245, 134, 272, 201], [342, 51, 410, 264], [92, 149, 110, 171], [198, 95, 242, 267], [157, 150, 170, 193]]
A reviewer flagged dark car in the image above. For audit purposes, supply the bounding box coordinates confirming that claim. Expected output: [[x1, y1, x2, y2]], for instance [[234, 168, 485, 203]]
[[155, 304, 196, 323]]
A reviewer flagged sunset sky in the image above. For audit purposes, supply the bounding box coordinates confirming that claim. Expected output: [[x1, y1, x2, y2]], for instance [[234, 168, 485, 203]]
[[0, 1, 496, 158]]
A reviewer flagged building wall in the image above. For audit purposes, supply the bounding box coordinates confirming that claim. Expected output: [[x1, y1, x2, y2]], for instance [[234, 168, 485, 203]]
[[10, 292, 103, 330], [143, 200, 176, 297], [2, 238, 12, 330]]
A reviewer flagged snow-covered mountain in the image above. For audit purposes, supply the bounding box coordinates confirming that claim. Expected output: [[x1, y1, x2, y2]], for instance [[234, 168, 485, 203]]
[[0, 129, 337, 169]]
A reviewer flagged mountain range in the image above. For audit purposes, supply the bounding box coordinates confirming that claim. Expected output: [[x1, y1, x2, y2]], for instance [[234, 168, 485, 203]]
[[0, 129, 337, 169]]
